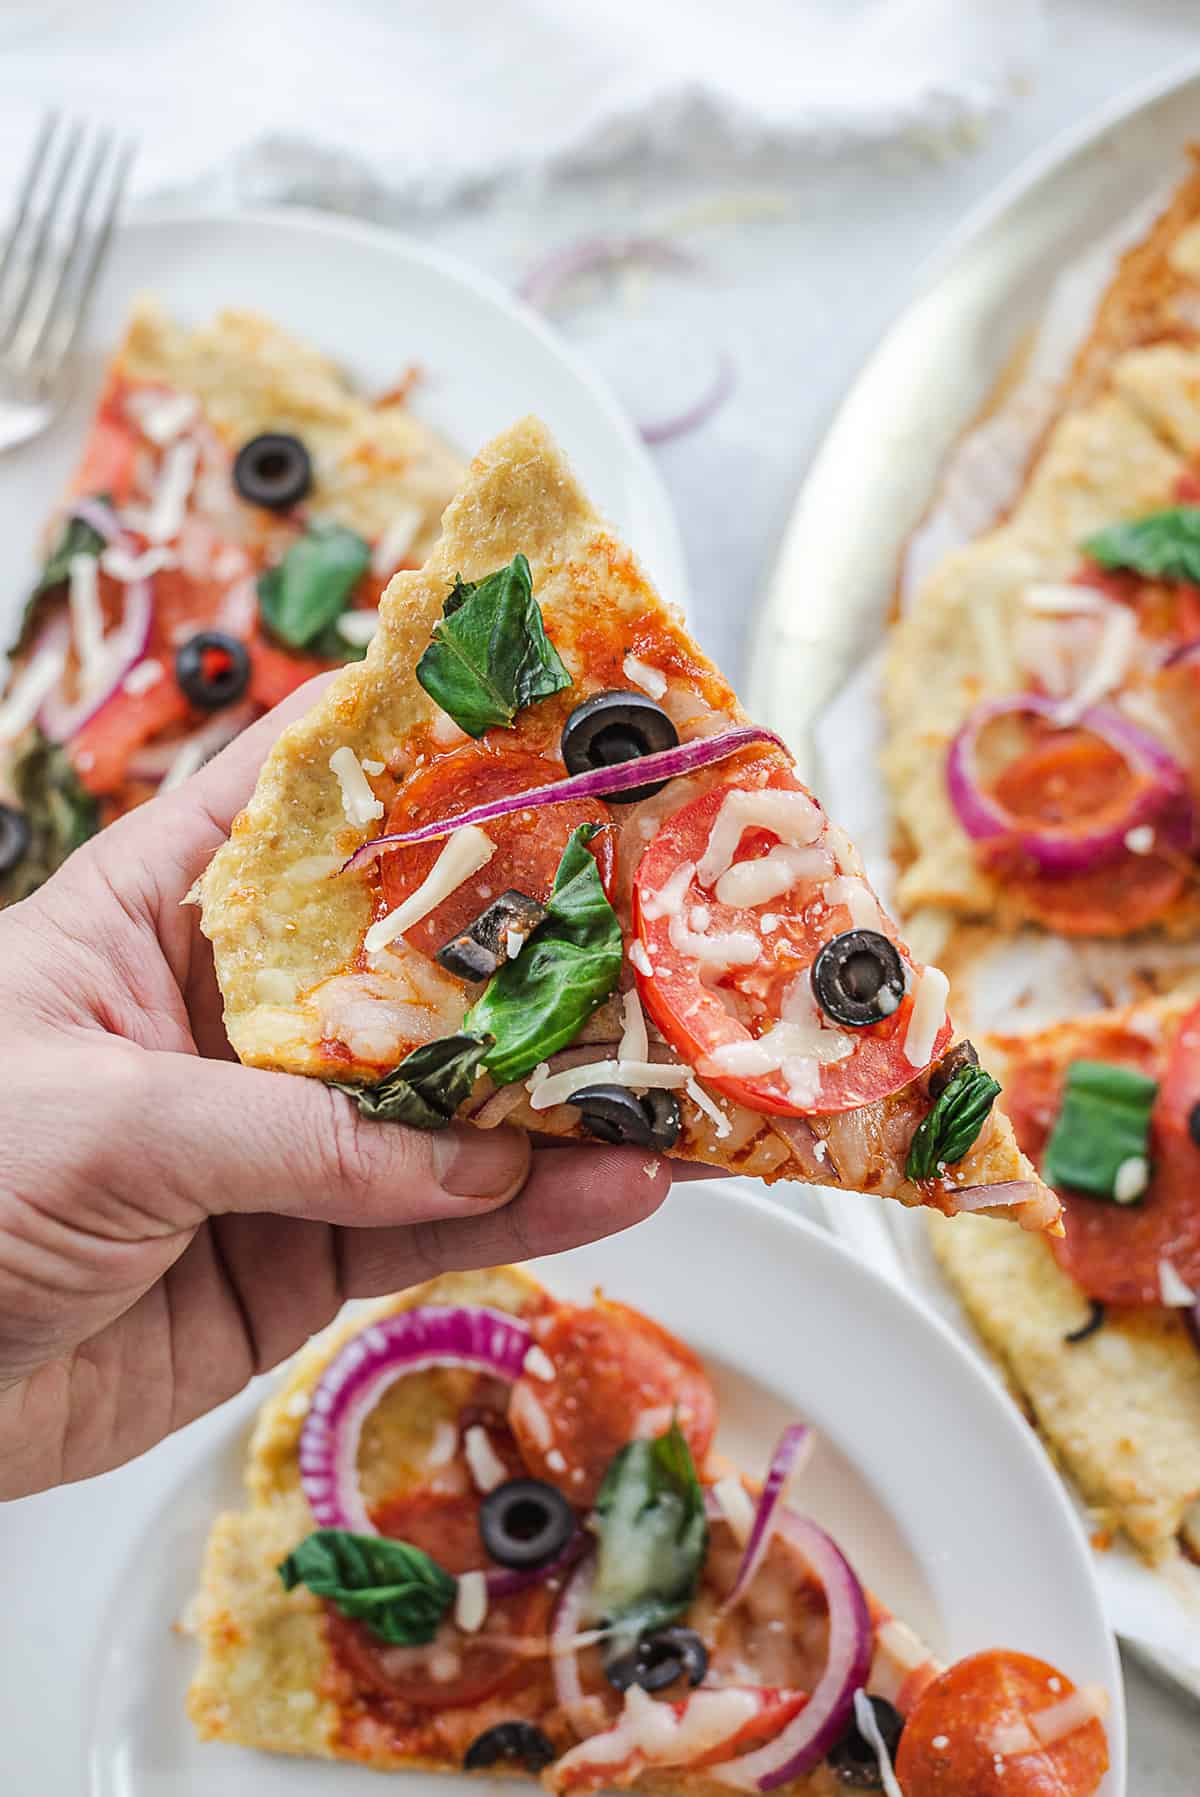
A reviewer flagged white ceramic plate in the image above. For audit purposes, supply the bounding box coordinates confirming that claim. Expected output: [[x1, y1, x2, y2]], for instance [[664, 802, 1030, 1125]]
[[0, 205, 687, 650], [746, 63, 1200, 1695], [2, 1183, 1117, 1793]]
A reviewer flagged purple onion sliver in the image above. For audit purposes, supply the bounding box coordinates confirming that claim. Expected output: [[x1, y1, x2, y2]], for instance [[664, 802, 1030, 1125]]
[[37, 576, 154, 744], [640, 352, 735, 447], [484, 1529, 586, 1600], [298, 1305, 533, 1535], [340, 725, 788, 872], [520, 235, 698, 311], [69, 495, 123, 544], [720, 1424, 811, 1614]]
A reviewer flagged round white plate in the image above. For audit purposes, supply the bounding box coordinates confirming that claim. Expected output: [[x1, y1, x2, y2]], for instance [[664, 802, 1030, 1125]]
[[0, 205, 688, 650], [746, 61, 1200, 1697], [65, 1182, 1124, 1795]]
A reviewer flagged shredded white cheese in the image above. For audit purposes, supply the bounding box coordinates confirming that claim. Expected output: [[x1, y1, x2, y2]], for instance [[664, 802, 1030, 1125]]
[[619, 986, 650, 1062], [363, 825, 495, 957], [622, 653, 668, 700], [902, 966, 948, 1068], [852, 1691, 903, 1797], [123, 657, 164, 694], [454, 1569, 489, 1634], [68, 553, 105, 689], [1022, 582, 1108, 615], [372, 504, 424, 576], [330, 746, 386, 827], [125, 387, 198, 446], [696, 788, 822, 888], [711, 1475, 756, 1545], [629, 940, 654, 977], [463, 1424, 508, 1493], [527, 1059, 690, 1111], [564, 1686, 761, 1780], [523, 1345, 556, 1383], [1114, 1155, 1151, 1205], [144, 438, 199, 543], [101, 543, 179, 582], [1124, 824, 1155, 855], [823, 874, 883, 932], [337, 610, 380, 647], [0, 635, 66, 739], [360, 758, 386, 776], [1053, 602, 1138, 724], [685, 1077, 733, 1139], [509, 1384, 553, 1451], [639, 859, 695, 922], [714, 843, 825, 909], [1158, 1257, 1196, 1306], [427, 1419, 458, 1467]]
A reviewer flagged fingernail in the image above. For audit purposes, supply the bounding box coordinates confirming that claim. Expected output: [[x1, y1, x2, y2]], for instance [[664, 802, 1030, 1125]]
[[434, 1125, 529, 1199]]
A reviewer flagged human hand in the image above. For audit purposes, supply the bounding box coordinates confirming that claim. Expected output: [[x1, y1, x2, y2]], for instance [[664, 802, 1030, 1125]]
[[0, 687, 673, 1498]]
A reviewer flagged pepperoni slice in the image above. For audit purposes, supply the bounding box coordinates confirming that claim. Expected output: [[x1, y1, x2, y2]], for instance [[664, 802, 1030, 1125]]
[[632, 756, 950, 1116], [986, 733, 1185, 936], [508, 1300, 716, 1506], [894, 1650, 1108, 1797], [380, 743, 613, 961], [1006, 1005, 1200, 1305]]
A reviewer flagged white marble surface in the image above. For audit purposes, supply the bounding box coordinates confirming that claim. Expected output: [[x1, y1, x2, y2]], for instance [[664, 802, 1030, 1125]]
[[356, 3, 1200, 1786]]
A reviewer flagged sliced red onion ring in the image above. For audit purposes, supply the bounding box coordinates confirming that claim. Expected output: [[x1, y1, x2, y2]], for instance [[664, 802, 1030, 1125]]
[[341, 725, 787, 871], [711, 1506, 872, 1789], [720, 1425, 812, 1614], [946, 693, 1194, 875], [37, 576, 154, 742], [641, 352, 735, 446], [69, 495, 123, 544], [485, 1530, 586, 1601], [520, 236, 698, 311], [298, 1305, 533, 1534], [1163, 639, 1200, 669], [1186, 1301, 1200, 1357], [550, 1548, 606, 1737]]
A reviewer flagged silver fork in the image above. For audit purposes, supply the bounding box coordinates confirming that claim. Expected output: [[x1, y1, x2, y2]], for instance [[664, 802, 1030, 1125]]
[[0, 114, 135, 455]]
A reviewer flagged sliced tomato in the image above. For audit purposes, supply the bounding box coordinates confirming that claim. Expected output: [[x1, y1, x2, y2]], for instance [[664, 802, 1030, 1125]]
[[632, 758, 950, 1116], [247, 627, 330, 710], [326, 1479, 556, 1711], [1009, 1001, 1200, 1306], [985, 731, 1185, 936], [71, 383, 139, 504], [508, 1300, 716, 1507], [894, 1650, 1108, 1797], [69, 675, 191, 796], [380, 743, 614, 961]]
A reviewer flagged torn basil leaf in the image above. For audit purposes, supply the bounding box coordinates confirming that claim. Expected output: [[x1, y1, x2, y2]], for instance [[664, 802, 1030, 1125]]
[[1083, 507, 1200, 586], [590, 1423, 708, 1648], [333, 1032, 493, 1131], [906, 1061, 1002, 1182], [257, 520, 371, 652], [1042, 1059, 1157, 1203], [415, 553, 571, 738], [467, 824, 623, 1087], [16, 500, 109, 650], [0, 728, 98, 904], [278, 1529, 456, 1645]]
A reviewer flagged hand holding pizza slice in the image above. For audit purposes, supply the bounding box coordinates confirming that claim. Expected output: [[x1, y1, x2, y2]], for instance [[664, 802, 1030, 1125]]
[[200, 418, 1061, 1232]]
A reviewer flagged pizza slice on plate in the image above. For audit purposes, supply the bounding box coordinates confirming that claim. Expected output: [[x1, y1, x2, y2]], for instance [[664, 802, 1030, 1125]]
[[884, 157, 1200, 958], [930, 993, 1200, 1587], [199, 417, 1059, 1229], [187, 1268, 1110, 1796], [0, 299, 462, 902]]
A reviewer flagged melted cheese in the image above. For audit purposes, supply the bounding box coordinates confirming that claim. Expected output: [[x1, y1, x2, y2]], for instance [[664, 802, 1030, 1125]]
[[145, 438, 199, 543], [363, 825, 495, 957], [454, 1570, 488, 1634], [696, 789, 822, 888], [668, 909, 760, 971], [523, 1345, 556, 1382], [330, 746, 386, 827], [622, 653, 668, 699], [1022, 582, 1108, 615], [629, 940, 655, 977], [122, 657, 165, 694], [619, 986, 649, 1062], [822, 874, 883, 931], [556, 1685, 762, 1777], [639, 859, 695, 922], [463, 1425, 508, 1493], [527, 1059, 690, 1111], [125, 387, 198, 445], [1114, 1155, 1150, 1204], [902, 965, 948, 1068], [1158, 1257, 1196, 1306], [1053, 602, 1138, 724], [714, 843, 827, 908]]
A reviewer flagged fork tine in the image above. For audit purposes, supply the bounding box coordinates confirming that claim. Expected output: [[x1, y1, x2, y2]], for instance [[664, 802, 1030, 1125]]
[[0, 116, 84, 352], [0, 111, 57, 309], [13, 127, 114, 369], [41, 135, 135, 376]]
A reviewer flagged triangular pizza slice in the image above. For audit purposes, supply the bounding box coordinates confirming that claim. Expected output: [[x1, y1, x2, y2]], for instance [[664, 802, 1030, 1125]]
[[187, 1269, 1110, 1795], [200, 418, 1059, 1231]]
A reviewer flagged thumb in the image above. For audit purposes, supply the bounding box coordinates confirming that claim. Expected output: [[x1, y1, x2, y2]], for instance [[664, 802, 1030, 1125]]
[[138, 1049, 532, 1226]]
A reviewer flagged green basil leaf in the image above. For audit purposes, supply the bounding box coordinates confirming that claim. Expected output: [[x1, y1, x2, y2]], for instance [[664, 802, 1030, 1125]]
[[415, 553, 571, 738], [905, 1062, 1002, 1182], [591, 1423, 708, 1646], [333, 1031, 493, 1131], [257, 521, 371, 650], [16, 499, 109, 650], [1042, 1059, 1157, 1203], [0, 728, 98, 904], [278, 1529, 456, 1645], [466, 824, 622, 1087], [1083, 507, 1200, 585]]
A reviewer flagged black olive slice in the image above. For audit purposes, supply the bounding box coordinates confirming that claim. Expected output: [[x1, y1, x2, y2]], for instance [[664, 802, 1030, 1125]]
[[826, 1694, 904, 1787], [1064, 1299, 1106, 1345], [175, 632, 252, 711], [0, 803, 31, 877], [571, 1084, 681, 1151], [232, 432, 312, 511], [463, 1721, 556, 1774], [478, 1478, 574, 1570], [1189, 1100, 1200, 1150], [435, 889, 548, 982], [560, 690, 679, 802], [811, 929, 906, 1028], [605, 1626, 709, 1693], [928, 1038, 979, 1100]]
